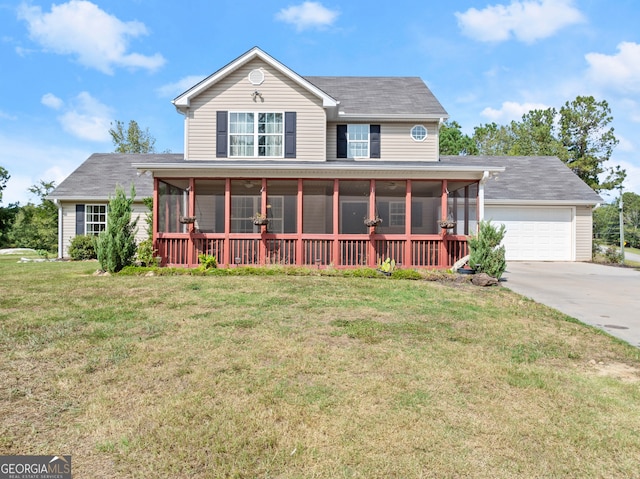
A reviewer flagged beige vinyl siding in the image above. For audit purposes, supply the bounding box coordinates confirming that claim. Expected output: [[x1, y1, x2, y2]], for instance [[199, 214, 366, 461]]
[[59, 202, 77, 258], [575, 206, 593, 261], [59, 201, 149, 258], [326, 122, 439, 161], [186, 58, 326, 161]]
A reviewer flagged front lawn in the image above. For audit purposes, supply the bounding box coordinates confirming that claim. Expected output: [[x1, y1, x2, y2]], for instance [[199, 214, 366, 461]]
[[1, 256, 639, 478]]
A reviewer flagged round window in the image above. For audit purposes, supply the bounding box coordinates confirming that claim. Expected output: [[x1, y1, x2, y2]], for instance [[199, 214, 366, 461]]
[[411, 125, 427, 142]]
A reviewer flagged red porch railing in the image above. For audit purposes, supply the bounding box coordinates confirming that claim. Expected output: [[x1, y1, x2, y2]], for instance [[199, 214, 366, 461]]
[[156, 235, 468, 269]]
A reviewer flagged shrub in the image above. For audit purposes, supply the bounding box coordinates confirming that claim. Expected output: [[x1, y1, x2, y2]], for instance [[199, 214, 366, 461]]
[[95, 185, 138, 273], [197, 253, 218, 271], [468, 220, 507, 279], [604, 246, 622, 264], [68, 234, 97, 260], [136, 239, 158, 267]]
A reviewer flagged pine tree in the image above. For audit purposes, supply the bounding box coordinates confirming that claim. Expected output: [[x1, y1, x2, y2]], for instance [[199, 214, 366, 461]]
[[95, 185, 138, 272]]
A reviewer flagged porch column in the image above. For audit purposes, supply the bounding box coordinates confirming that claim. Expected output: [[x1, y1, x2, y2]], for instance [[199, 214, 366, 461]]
[[405, 180, 412, 267], [440, 180, 449, 267], [296, 179, 303, 266], [188, 177, 196, 267], [332, 179, 340, 266], [153, 177, 159, 260], [223, 179, 231, 266], [259, 178, 267, 265], [368, 179, 376, 268]]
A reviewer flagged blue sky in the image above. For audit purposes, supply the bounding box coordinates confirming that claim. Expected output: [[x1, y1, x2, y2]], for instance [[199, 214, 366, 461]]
[[1, 0, 639, 205]]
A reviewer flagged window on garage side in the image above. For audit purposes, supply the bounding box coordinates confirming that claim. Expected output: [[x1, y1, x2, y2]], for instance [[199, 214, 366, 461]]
[[85, 204, 107, 235]]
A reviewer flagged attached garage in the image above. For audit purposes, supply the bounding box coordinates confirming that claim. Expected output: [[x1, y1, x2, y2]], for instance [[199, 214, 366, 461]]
[[485, 206, 573, 261], [441, 156, 602, 262]]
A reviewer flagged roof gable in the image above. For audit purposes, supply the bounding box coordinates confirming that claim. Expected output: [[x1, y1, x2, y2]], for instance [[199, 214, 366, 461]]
[[305, 76, 448, 119], [173, 47, 338, 110]]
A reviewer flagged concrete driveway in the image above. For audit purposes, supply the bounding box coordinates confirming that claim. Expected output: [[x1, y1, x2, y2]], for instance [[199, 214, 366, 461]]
[[502, 262, 640, 347]]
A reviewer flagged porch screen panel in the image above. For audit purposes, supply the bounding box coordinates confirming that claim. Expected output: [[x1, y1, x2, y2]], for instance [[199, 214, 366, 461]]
[[411, 181, 441, 235], [303, 181, 333, 234], [266, 180, 297, 234], [194, 180, 225, 233], [375, 181, 406, 234], [448, 181, 478, 235], [230, 180, 261, 233], [158, 179, 189, 233], [339, 180, 369, 235]]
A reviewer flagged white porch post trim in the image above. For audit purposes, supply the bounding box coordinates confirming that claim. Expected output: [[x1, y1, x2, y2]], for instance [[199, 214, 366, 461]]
[[478, 170, 490, 224], [54, 199, 63, 258]]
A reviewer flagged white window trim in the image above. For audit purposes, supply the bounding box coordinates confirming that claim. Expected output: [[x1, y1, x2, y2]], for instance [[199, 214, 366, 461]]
[[410, 125, 428, 142], [85, 204, 107, 236], [229, 111, 285, 158], [347, 124, 370, 159]]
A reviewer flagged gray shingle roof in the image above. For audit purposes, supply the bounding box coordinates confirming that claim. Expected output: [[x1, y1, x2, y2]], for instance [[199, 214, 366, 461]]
[[440, 155, 603, 204], [304, 76, 448, 117], [49, 153, 182, 201], [50, 154, 601, 206]]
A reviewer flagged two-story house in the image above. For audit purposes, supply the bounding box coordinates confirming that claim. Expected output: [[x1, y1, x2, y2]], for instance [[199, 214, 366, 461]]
[[50, 47, 602, 267]]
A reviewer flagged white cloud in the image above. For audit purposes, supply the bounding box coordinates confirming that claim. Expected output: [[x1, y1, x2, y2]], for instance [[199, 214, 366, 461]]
[[481, 101, 550, 122], [455, 0, 584, 43], [585, 42, 640, 94], [58, 92, 113, 141], [616, 134, 634, 153], [0, 110, 17, 120], [157, 75, 207, 98], [0, 132, 91, 205], [41, 93, 63, 110], [276, 2, 339, 31], [17, 0, 166, 74]]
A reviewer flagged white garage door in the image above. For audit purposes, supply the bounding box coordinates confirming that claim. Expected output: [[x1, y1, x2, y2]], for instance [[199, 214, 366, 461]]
[[485, 206, 573, 261]]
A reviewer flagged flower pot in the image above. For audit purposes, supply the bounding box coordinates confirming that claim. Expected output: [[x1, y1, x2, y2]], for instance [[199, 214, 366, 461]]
[[364, 218, 382, 227], [439, 221, 456, 230], [457, 267, 475, 275]]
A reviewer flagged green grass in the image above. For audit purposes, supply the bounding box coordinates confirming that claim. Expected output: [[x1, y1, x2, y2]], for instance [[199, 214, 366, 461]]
[[1, 255, 640, 478]]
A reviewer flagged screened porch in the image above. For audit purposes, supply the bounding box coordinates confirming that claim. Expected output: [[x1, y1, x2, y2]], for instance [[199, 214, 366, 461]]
[[153, 178, 478, 269]]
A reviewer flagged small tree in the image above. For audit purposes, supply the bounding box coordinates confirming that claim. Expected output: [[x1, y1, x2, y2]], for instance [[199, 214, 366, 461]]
[[468, 220, 507, 279], [95, 185, 138, 273], [109, 120, 156, 154]]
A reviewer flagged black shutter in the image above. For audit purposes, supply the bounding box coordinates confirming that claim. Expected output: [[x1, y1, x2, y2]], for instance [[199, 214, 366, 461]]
[[284, 112, 296, 158], [337, 124, 347, 158], [370, 125, 380, 158], [75, 204, 85, 235], [216, 111, 228, 158]]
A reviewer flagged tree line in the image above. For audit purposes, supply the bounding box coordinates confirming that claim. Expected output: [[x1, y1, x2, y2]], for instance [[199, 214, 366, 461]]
[[440, 95, 624, 193]]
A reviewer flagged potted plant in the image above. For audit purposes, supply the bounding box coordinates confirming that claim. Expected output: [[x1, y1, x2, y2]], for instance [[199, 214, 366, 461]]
[[438, 219, 456, 230], [364, 216, 383, 227], [251, 212, 269, 226]]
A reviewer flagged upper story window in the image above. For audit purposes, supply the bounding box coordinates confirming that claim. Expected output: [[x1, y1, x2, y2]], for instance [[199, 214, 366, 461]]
[[229, 112, 283, 157], [347, 124, 369, 158], [411, 125, 427, 142], [337, 124, 380, 159]]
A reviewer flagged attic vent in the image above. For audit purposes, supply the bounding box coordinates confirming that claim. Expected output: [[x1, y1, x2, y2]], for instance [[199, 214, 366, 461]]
[[248, 69, 265, 85]]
